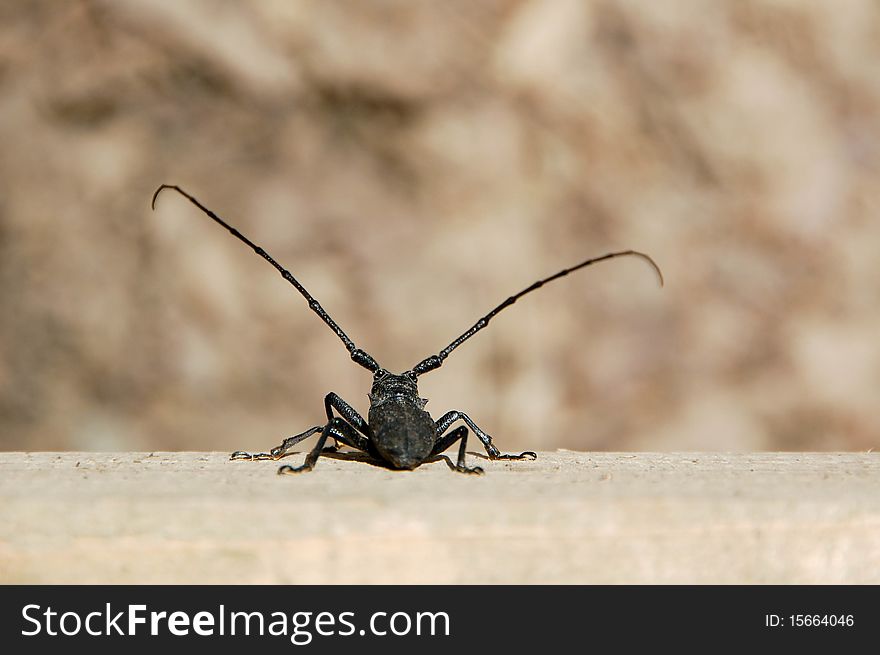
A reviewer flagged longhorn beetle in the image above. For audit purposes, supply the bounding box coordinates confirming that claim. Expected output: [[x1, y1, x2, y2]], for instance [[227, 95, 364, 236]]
[[151, 184, 663, 475]]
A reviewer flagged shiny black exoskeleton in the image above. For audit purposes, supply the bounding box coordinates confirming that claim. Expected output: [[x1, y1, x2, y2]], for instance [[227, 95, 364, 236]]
[[151, 184, 663, 475]]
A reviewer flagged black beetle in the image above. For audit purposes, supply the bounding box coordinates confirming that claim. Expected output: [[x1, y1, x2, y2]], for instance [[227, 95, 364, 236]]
[[152, 184, 663, 474]]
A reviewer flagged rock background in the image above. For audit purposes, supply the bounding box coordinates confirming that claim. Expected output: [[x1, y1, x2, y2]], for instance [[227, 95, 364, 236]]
[[1, 0, 878, 453]]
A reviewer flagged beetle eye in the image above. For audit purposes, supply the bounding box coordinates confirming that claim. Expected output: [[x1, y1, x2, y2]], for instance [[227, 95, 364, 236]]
[[374, 368, 388, 380]]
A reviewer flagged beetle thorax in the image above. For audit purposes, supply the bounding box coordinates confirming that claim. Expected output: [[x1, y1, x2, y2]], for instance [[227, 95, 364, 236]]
[[369, 370, 427, 409]]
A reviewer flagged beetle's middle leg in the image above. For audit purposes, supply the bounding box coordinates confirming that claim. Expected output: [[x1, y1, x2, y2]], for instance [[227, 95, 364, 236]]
[[435, 411, 537, 461], [430, 426, 483, 475], [278, 417, 369, 474], [231, 392, 371, 462], [278, 392, 374, 474]]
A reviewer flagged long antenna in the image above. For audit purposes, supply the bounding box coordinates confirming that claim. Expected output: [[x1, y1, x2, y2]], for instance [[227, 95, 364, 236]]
[[151, 184, 381, 373], [410, 250, 663, 376]]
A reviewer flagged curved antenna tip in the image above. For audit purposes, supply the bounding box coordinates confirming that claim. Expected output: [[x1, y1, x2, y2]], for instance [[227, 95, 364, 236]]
[[630, 250, 664, 288], [151, 184, 175, 211]]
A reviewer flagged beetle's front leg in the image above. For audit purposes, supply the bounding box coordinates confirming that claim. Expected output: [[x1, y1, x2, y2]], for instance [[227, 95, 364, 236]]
[[324, 392, 371, 437], [230, 425, 326, 461], [434, 411, 537, 461]]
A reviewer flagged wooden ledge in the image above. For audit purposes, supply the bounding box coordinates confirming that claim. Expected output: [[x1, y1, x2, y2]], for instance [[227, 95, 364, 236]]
[[1, 451, 878, 583]]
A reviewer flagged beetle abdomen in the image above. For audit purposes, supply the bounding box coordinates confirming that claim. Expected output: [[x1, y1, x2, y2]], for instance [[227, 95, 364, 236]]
[[369, 400, 435, 469]]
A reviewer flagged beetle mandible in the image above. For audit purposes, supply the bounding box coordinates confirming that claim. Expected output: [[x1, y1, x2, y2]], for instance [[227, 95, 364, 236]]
[[151, 184, 663, 475]]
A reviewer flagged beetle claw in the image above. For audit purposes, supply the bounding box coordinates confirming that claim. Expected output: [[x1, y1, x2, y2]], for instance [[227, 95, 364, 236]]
[[277, 463, 312, 475], [231, 450, 277, 461], [490, 451, 537, 461]]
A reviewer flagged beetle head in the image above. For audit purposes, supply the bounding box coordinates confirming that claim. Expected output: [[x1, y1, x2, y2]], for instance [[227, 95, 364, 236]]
[[369, 369, 427, 408]]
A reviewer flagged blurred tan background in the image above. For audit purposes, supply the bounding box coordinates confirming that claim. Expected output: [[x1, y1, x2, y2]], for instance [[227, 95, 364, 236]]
[[0, 0, 878, 454]]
